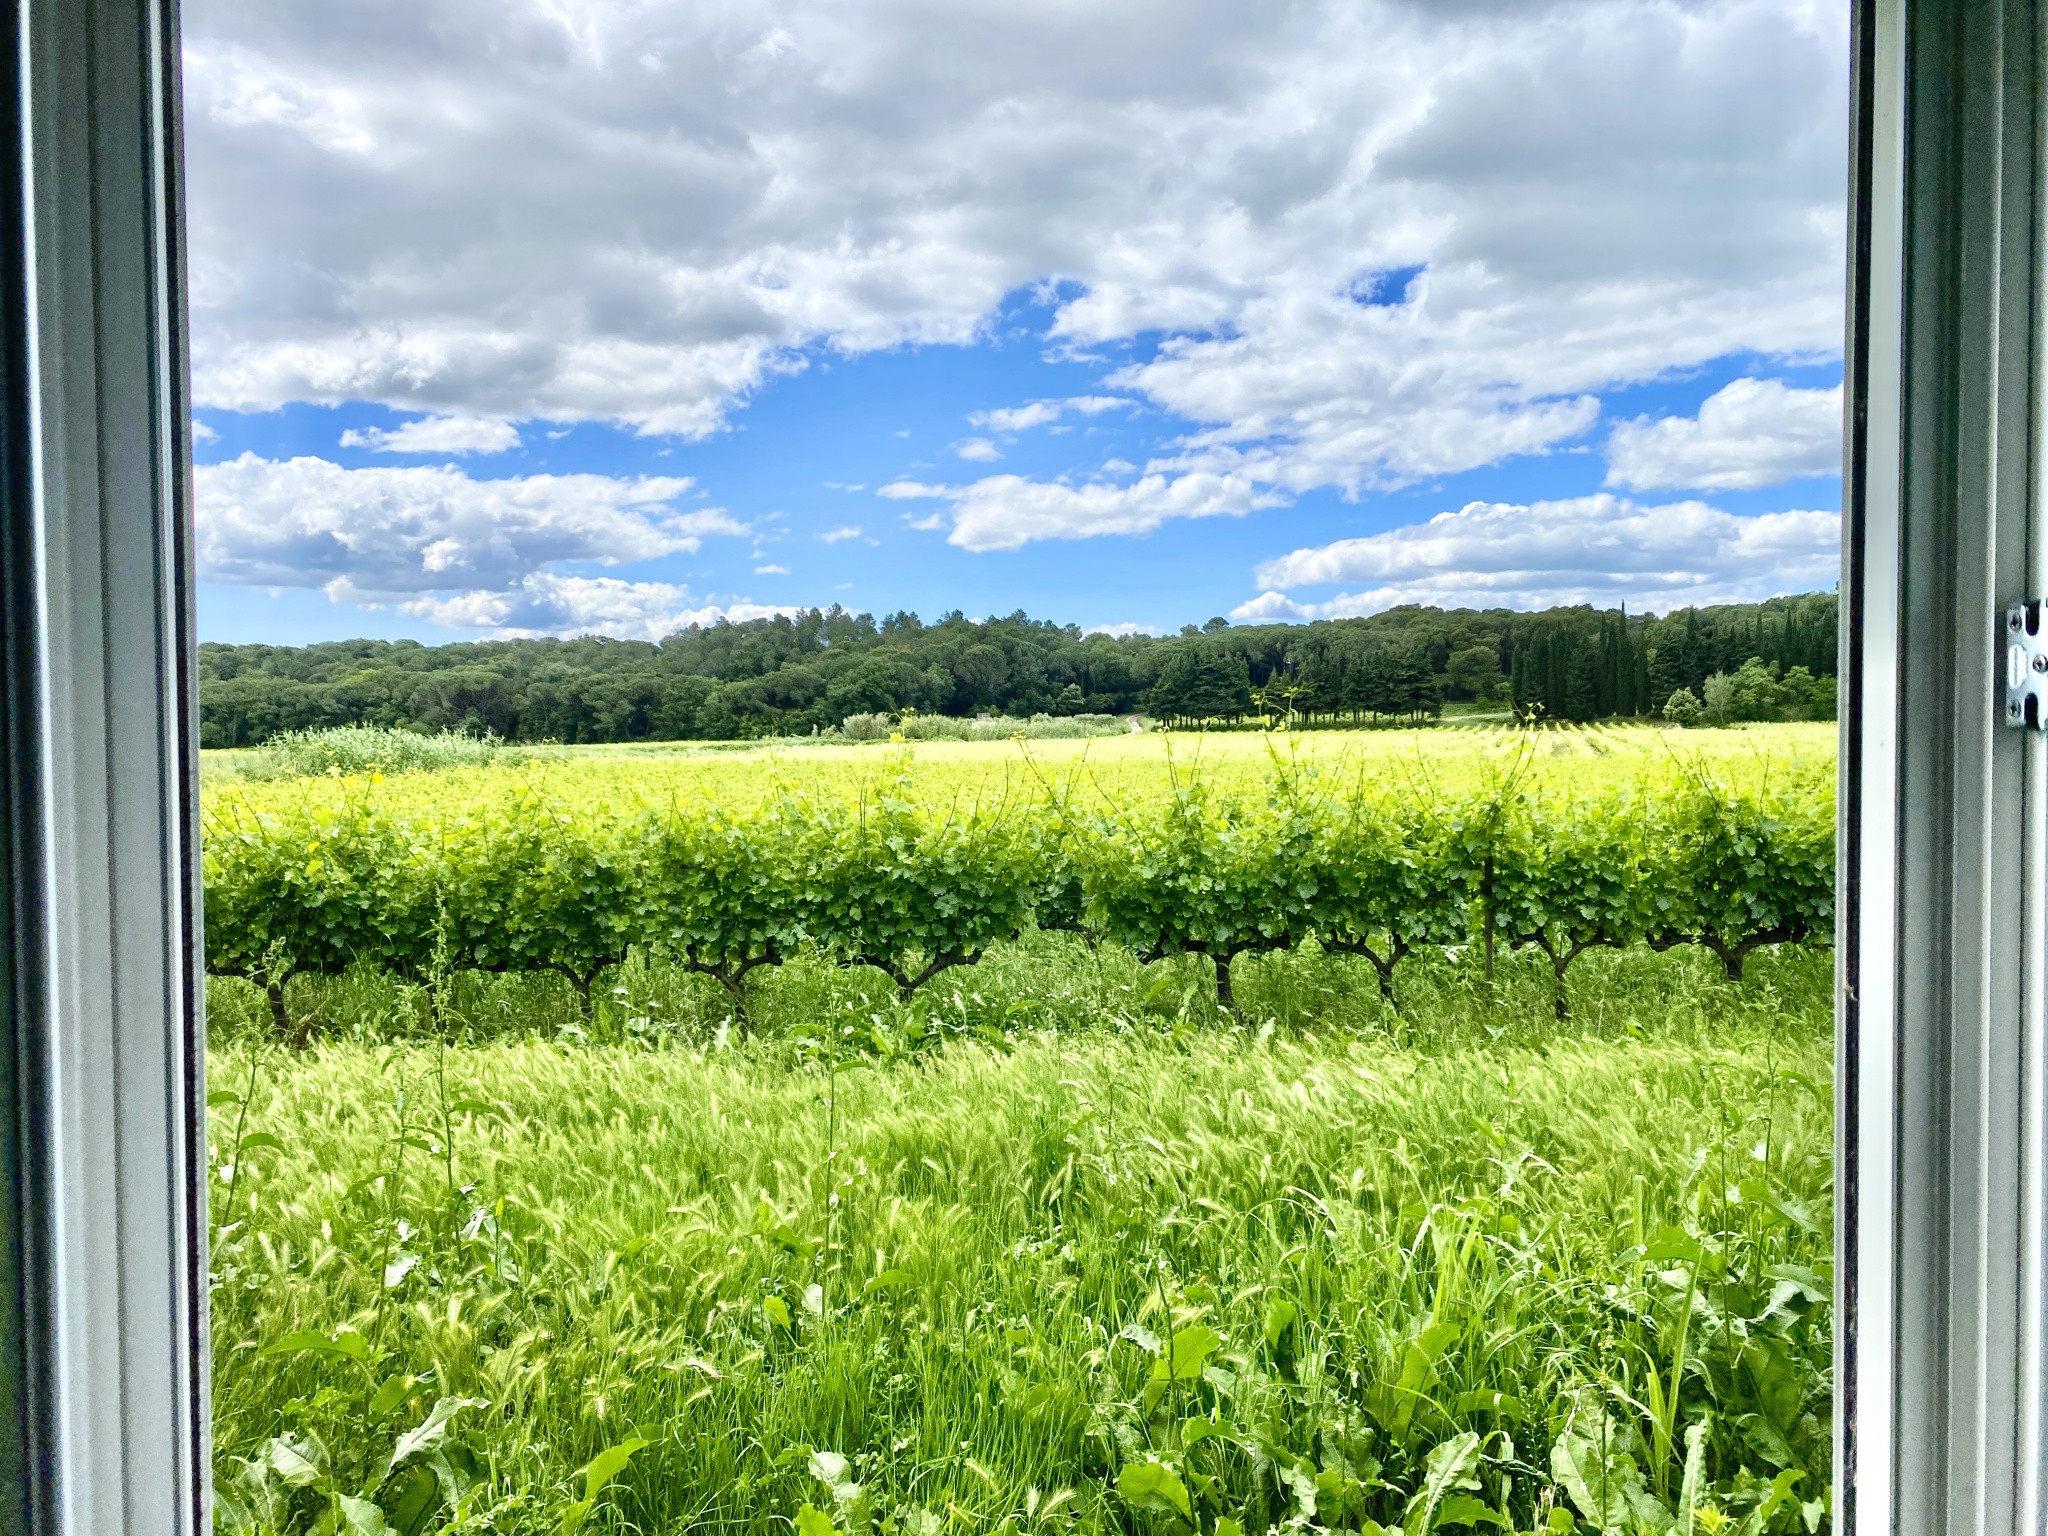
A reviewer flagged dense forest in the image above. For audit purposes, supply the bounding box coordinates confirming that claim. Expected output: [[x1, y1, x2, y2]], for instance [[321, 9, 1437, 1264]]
[[198, 592, 1839, 747]]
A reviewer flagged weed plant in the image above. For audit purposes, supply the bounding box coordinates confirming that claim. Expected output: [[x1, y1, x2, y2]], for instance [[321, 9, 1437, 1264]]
[[244, 725, 529, 781], [209, 943, 1831, 1535]]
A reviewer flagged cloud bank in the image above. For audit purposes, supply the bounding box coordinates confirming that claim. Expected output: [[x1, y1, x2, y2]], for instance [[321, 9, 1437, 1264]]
[[187, 0, 1847, 526], [195, 453, 761, 637], [1605, 377, 1842, 491], [1237, 493, 1839, 619]]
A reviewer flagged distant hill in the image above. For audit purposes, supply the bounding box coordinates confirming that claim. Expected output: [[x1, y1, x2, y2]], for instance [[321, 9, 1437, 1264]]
[[198, 593, 1838, 747]]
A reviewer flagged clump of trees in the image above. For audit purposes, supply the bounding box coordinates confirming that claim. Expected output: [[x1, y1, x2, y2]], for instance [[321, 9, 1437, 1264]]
[[197, 592, 1839, 747], [1665, 657, 1837, 727]]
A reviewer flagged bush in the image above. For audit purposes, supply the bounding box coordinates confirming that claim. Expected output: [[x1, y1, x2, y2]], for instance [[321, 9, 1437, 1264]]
[[838, 712, 896, 742], [1662, 687, 1702, 726], [252, 724, 523, 779]]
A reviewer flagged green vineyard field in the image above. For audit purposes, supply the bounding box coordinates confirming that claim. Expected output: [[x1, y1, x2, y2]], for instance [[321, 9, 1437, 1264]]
[[204, 725, 1836, 1039]]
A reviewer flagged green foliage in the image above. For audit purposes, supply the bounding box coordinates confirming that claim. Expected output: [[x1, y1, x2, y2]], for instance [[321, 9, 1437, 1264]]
[[201, 736, 1836, 1040], [197, 595, 1839, 747], [254, 725, 526, 779], [1663, 689, 1702, 726], [207, 1010, 1832, 1534]]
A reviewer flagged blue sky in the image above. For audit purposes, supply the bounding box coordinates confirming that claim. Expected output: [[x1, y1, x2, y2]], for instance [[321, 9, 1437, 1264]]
[[184, 0, 1849, 646]]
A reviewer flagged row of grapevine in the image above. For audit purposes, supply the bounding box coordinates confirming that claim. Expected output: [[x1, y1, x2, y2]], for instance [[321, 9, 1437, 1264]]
[[201, 757, 1834, 1040]]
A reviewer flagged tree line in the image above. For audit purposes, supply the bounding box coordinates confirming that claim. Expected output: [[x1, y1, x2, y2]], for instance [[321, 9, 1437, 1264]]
[[197, 591, 1839, 747]]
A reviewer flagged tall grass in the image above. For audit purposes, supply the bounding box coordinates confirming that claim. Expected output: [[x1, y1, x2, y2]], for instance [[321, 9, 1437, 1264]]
[[243, 724, 528, 780], [209, 948, 1831, 1534]]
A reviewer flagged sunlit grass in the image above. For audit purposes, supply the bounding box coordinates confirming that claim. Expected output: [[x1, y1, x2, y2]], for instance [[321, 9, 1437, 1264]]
[[208, 943, 1832, 1534]]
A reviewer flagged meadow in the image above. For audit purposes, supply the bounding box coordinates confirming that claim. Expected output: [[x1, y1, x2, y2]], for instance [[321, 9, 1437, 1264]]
[[204, 725, 1836, 1536]]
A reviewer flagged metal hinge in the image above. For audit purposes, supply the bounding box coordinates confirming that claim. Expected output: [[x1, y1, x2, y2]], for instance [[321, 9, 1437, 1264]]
[[2007, 602, 2048, 727]]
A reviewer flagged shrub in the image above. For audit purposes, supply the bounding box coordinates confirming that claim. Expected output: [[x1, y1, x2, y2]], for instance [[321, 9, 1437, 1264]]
[[838, 712, 896, 742], [254, 724, 521, 779]]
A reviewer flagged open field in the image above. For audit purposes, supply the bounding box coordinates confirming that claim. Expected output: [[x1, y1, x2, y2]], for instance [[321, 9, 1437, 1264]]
[[203, 721, 1835, 811], [204, 724, 1836, 1534]]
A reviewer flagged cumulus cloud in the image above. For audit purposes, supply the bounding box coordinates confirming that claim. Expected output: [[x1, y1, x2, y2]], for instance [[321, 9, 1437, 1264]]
[[955, 437, 1003, 462], [185, 0, 1846, 512], [1604, 377, 1843, 491], [1238, 493, 1838, 618], [897, 471, 1284, 552], [816, 524, 866, 542], [194, 453, 753, 633], [1086, 621, 1161, 638], [340, 413, 521, 454], [754, 562, 790, 574], [971, 396, 1132, 433], [403, 574, 795, 641]]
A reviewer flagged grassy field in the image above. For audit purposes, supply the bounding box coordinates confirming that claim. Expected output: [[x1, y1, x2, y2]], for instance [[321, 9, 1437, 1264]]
[[205, 724, 1836, 1535], [202, 719, 1834, 819]]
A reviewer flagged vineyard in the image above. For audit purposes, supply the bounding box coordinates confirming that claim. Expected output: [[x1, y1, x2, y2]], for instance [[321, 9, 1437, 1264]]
[[203, 724, 1834, 1040], [204, 724, 1837, 1536]]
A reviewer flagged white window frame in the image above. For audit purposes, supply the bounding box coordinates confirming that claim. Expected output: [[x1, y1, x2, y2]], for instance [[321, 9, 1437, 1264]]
[[1845, 1, 2048, 1532], [0, 0, 2035, 1531], [0, 1, 206, 1532]]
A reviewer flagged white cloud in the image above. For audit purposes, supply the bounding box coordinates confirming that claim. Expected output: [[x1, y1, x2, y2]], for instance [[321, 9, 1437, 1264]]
[[973, 402, 1061, 433], [1240, 493, 1838, 618], [403, 574, 796, 641], [1086, 621, 1160, 638], [910, 470, 1284, 552], [194, 453, 752, 635], [339, 413, 521, 455], [754, 562, 790, 574], [816, 523, 866, 542], [970, 396, 1133, 433], [954, 437, 1003, 462], [184, 0, 1847, 514], [1605, 377, 1842, 491], [191, 418, 220, 443]]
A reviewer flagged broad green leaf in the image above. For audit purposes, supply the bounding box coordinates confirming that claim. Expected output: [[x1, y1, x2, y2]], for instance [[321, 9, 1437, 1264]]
[[369, 1373, 413, 1418], [336, 1494, 388, 1536], [267, 1433, 327, 1488], [379, 1462, 442, 1536], [262, 1328, 370, 1364], [581, 1436, 649, 1505], [385, 1396, 485, 1478], [1117, 1460, 1193, 1522], [1550, 1409, 1671, 1534], [1405, 1432, 1481, 1536], [1151, 1323, 1223, 1382]]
